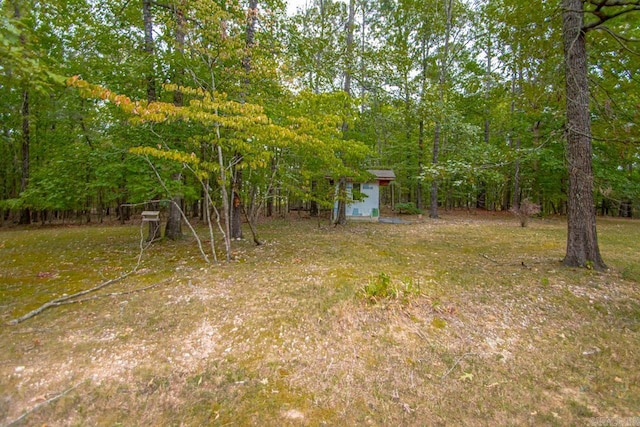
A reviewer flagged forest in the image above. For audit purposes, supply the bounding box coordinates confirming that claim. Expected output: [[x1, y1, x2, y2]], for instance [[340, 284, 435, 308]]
[[1, 0, 639, 266], [2, 1, 640, 424]]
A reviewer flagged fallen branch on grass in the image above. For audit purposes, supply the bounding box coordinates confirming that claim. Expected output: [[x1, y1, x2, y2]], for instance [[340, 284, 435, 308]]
[[441, 352, 475, 381], [480, 254, 560, 267], [8, 272, 135, 325], [8, 220, 152, 325], [4, 383, 80, 427], [480, 253, 499, 264], [34, 279, 173, 308]]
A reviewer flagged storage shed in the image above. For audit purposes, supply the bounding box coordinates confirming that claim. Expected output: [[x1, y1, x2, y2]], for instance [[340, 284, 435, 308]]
[[334, 169, 395, 222]]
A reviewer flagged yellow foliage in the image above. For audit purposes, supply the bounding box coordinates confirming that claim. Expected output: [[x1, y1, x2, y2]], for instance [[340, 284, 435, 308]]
[[67, 76, 369, 183], [128, 147, 211, 180]]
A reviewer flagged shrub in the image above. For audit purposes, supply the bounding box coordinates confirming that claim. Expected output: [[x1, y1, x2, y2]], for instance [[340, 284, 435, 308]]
[[361, 272, 396, 302], [395, 202, 423, 215], [360, 273, 421, 304]]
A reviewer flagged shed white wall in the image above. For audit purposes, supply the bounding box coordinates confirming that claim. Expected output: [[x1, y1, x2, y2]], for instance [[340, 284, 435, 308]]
[[346, 182, 380, 218], [332, 182, 380, 221]]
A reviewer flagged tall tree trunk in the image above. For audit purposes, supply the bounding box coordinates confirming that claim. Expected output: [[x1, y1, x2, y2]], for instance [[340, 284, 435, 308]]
[[429, 122, 440, 219], [142, 0, 156, 102], [477, 34, 492, 210], [513, 135, 521, 210], [418, 30, 431, 213], [165, 186, 183, 240], [13, 2, 30, 225], [430, 0, 453, 219], [19, 88, 30, 225], [230, 0, 259, 239], [142, 0, 160, 241], [218, 145, 232, 262], [314, 0, 325, 94], [416, 120, 424, 210], [561, 0, 606, 270], [244, 0, 258, 72], [267, 157, 275, 217], [165, 3, 186, 240], [118, 151, 130, 225], [531, 120, 542, 207], [509, 70, 522, 211], [484, 36, 491, 145], [343, 0, 355, 101], [334, 0, 355, 226], [231, 166, 243, 239], [359, 0, 367, 110]]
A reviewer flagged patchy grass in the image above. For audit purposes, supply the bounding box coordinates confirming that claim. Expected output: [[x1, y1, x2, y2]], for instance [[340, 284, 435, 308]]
[[0, 212, 639, 426]]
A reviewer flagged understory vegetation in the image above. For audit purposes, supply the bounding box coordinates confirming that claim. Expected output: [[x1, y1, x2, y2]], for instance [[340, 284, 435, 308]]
[[1, 212, 639, 425]]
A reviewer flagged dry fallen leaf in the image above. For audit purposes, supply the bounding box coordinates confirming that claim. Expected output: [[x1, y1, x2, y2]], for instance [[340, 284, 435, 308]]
[[459, 372, 473, 382]]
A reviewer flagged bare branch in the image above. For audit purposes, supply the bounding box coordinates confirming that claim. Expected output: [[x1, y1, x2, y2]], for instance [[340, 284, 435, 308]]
[[4, 383, 81, 427], [49, 279, 173, 306], [9, 274, 132, 325], [8, 219, 154, 325]]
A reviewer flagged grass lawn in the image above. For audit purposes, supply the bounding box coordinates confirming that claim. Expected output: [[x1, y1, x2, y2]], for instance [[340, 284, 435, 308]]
[[1, 212, 639, 426]]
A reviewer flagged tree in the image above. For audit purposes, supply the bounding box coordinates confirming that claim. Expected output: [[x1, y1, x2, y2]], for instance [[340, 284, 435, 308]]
[[6, 0, 32, 224], [1, 0, 638, 238], [141, 0, 162, 241], [164, 1, 187, 241], [229, 0, 259, 240], [333, 0, 356, 226], [1, 0, 71, 224], [561, 0, 640, 270], [429, 0, 454, 219]]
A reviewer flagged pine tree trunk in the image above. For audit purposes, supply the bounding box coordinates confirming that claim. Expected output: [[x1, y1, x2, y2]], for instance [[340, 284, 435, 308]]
[[561, 0, 606, 270]]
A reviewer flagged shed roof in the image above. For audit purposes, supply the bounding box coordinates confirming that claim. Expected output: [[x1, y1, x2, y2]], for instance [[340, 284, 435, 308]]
[[367, 169, 396, 181]]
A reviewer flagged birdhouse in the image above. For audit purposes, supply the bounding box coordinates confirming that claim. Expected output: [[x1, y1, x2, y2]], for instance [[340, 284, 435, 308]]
[[141, 211, 160, 223]]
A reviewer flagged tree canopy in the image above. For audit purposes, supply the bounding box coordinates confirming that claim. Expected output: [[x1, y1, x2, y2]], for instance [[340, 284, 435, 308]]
[[1, 0, 638, 266]]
